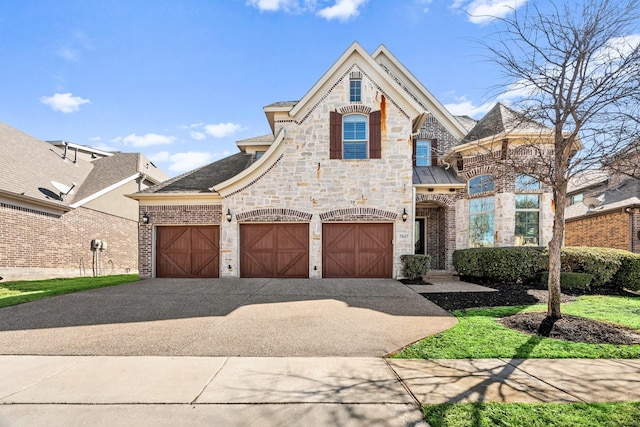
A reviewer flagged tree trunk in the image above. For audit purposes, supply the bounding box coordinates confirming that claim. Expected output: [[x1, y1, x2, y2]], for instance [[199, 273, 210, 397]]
[[547, 177, 568, 319]]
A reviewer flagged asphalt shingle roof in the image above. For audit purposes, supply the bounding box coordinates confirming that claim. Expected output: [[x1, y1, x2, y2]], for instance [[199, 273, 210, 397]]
[[462, 103, 548, 143], [140, 152, 254, 194]]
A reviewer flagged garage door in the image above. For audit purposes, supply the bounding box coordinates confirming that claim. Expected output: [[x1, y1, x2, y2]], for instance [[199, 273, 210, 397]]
[[156, 226, 219, 278], [240, 223, 309, 278], [323, 223, 393, 278]]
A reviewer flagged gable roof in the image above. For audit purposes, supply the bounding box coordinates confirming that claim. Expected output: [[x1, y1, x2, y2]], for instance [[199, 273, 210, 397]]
[[462, 103, 549, 143], [136, 152, 254, 195], [0, 122, 168, 211], [566, 177, 640, 218], [264, 42, 427, 133], [0, 122, 94, 211]]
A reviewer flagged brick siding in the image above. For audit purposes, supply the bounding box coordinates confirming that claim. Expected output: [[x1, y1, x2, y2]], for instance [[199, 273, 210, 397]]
[[0, 204, 138, 281], [565, 210, 630, 250], [138, 205, 222, 278]]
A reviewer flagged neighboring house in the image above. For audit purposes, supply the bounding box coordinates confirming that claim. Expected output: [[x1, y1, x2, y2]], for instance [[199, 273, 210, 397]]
[[131, 42, 558, 279], [0, 122, 169, 281], [565, 168, 640, 254]]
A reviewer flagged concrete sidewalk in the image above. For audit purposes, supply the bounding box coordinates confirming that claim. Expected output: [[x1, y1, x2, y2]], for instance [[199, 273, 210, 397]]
[[2, 356, 640, 427]]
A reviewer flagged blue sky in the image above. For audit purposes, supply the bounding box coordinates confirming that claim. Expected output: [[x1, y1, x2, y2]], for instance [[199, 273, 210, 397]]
[[1, 0, 526, 176]]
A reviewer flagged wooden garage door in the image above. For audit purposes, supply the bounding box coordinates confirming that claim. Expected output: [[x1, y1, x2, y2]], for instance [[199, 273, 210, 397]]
[[156, 226, 219, 278], [240, 223, 309, 278], [323, 223, 393, 278]]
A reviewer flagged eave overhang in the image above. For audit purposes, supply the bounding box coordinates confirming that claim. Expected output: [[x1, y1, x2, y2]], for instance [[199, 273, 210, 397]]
[[0, 188, 71, 214]]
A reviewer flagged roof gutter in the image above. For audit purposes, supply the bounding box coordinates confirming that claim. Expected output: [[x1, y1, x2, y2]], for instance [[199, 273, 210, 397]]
[[0, 189, 71, 213]]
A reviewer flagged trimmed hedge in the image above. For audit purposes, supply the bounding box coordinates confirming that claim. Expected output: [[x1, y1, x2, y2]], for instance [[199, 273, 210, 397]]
[[452, 247, 546, 284], [539, 271, 593, 290], [611, 252, 640, 291], [453, 246, 640, 289], [400, 254, 431, 280]]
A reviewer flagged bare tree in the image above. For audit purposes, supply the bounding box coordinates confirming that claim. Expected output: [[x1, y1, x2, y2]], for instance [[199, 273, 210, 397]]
[[483, 0, 640, 318]]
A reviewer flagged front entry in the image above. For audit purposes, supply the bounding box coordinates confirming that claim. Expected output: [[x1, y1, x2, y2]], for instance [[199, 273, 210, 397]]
[[240, 223, 309, 278], [322, 223, 393, 278]]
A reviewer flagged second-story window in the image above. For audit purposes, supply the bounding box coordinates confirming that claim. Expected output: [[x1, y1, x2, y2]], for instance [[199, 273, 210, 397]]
[[343, 114, 368, 159], [350, 79, 361, 102], [415, 140, 431, 166]]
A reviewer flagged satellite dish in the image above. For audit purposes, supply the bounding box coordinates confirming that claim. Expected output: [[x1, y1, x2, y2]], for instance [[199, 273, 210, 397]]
[[51, 181, 76, 200], [583, 197, 601, 211]]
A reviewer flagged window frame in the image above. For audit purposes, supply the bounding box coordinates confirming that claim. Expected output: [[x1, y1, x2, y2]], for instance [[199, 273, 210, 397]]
[[468, 175, 495, 195], [469, 196, 495, 248], [349, 79, 362, 102], [342, 113, 368, 160], [515, 194, 540, 246], [415, 139, 432, 166]]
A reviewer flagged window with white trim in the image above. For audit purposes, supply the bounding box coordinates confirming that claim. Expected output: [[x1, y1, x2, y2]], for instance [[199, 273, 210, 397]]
[[349, 79, 361, 102], [468, 175, 495, 195], [415, 140, 431, 166], [515, 194, 540, 246], [342, 114, 368, 160]]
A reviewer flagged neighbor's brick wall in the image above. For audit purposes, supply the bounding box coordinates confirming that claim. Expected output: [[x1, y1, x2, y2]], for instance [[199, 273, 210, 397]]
[[565, 210, 629, 250], [633, 210, 640, 254], [0, 203, 138, 281], [138, 204, 222, 278]]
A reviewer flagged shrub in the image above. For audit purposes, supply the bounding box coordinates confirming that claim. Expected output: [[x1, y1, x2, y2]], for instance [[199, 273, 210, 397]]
[[539, 271, 593, 290], [400, 254, 431, 280], [611, 252, 640, 291], [560, 247, 623, 287], [453, 247, 546, 284]]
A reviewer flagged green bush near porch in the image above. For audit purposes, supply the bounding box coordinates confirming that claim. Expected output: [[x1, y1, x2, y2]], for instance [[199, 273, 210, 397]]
[[400, 254, 431, 279]]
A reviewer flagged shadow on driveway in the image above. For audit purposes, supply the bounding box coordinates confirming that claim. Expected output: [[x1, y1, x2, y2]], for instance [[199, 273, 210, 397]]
[[0, 278, 456, 357]]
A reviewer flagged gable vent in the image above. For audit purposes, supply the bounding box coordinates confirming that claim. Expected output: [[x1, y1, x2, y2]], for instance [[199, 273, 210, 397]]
[[350, 70, 362, 79]]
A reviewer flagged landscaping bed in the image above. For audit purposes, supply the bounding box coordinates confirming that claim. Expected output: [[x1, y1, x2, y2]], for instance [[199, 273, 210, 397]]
[[419, 284, 640, 345]]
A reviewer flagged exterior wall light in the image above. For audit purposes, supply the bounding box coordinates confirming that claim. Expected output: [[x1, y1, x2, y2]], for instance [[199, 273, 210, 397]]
[[226, 208, 233, 222], [401, 208, 408, 222], [142, 213, 150, 224]]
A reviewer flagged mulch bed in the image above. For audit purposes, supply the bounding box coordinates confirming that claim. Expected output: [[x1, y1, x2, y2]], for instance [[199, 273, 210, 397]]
[[417, 283, 640, 345]]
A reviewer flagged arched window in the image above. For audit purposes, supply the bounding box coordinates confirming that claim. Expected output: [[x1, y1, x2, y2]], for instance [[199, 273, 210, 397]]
[[342, 114, 368, 159], [468, 175, 495, 195]]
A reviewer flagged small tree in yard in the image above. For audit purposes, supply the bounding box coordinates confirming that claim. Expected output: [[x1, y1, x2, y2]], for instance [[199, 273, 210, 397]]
[[482, 0, 640, 318]]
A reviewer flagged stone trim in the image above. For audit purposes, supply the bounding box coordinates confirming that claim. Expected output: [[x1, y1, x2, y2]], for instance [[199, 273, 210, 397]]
[[460, 164, 499, 181], [415, 194, 456, 207], [0, 202, 62, 218], [319, 207, 398, 221], [339, 104, 372, 115], [224, 154, 284, 198], [237, 208, 313, 222]]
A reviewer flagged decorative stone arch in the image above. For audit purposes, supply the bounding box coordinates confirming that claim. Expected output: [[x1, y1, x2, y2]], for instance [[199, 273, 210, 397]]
[[338, 104, 372, 115], [415, 193, 456, 207], [236, 208, 313, 222], [319, 207, 398, 222], [414, 193, 457, 271], [460, 165, 499, 181]]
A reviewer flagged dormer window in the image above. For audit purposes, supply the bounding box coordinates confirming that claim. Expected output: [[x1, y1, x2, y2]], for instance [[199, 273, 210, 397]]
[[350, 79, 361, 102]]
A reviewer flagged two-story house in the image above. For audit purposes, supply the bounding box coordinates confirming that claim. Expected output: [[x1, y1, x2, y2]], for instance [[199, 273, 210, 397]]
[[131, 42, 557, 279]]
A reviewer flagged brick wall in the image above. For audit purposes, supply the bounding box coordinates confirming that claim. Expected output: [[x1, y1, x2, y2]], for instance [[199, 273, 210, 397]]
[[565, 210, 630, 250], [0, 203, 138, 281], [138, 205, 222, 278], [632, 210, 640, 253]]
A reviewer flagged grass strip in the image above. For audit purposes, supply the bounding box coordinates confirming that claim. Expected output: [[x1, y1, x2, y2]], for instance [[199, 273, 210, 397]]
[[422, 402, 640, 427], [0, 275, 139, 308], [392, 296, 640, 359]]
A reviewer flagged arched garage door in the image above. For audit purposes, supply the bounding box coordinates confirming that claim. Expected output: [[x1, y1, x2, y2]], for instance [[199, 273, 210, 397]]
[[323, 223, 393, 278], [240, 223, 309, 278], [156, 226, 219, 278]]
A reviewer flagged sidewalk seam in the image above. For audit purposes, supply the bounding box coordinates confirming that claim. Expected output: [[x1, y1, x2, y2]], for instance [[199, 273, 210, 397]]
[[501, 358, 588, 403], [384, 358, 422, 408], [189, 357, 229, 405]]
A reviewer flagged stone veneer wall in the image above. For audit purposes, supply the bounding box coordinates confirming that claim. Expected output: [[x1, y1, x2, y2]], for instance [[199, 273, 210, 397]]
[[222, 65, 415, 278], [565, 210, 630, 251], [0, 204, 138, 281], [138, 205, 222, 278]]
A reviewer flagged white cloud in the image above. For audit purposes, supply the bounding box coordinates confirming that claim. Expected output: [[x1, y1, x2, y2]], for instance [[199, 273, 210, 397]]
[[40, 92, 90, 113], [247, 0, 302, 12], [444, 96, 494, 118], [204, 122, 244, 138], [594, 34, 640, 65], [57, 46, 79, 61], [113, 133, 175, 147], [454, 0, 526, 25], [317, 0, 368, 21], [190, 131, 206, 140], [167, 151, 215, 173], [148, 151, 171, 163]]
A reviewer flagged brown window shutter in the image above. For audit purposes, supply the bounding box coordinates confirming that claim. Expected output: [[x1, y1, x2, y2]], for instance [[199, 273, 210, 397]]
[[330, 111, 342, 159], [412, 138, 417, 166], [431, 138, 438, 166], [501, 139, 509, 160], [456, 153, 464, 171], [369, 110, 381, 159]]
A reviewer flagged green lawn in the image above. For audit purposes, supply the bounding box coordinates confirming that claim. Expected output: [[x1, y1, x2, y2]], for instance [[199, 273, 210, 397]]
[[0, 275, 140, 308], [422, 401, 640, 427], [393, 295, 640, 359]]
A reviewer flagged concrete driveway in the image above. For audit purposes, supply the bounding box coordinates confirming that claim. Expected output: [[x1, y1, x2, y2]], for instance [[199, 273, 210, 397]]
[[0, 278, 456, 357]]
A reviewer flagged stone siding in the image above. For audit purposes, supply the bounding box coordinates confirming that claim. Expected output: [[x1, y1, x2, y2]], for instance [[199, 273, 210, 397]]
[[0, 203, 137, 281]]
